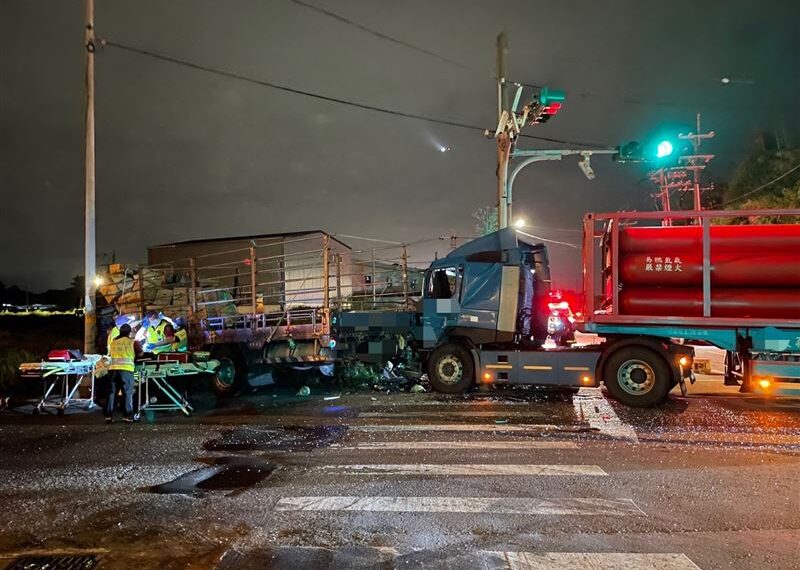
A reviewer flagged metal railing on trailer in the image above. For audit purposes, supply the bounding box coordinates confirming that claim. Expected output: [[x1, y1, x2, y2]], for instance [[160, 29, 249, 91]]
[[103, 232, 444, 349]]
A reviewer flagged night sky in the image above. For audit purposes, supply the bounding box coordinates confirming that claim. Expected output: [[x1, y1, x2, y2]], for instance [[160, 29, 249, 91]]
[[2, 0, 798, 291]]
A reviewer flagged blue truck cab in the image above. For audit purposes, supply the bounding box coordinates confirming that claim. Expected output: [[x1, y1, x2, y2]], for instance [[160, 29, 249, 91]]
[[337, 227, 694, 407]]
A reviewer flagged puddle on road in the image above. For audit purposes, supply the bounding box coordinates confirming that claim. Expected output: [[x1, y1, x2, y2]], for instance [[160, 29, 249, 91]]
[[203, 425, 349, 452], [150, 456, 276, 496]]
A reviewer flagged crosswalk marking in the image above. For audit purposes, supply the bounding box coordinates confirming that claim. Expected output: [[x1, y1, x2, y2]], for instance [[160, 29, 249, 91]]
[[354, 424, 559, 432], [275, 496, 644, 515], [318, 464, 607, 476], [484, 551, 701, 570], [358, 410, 546, 418], [334, 441, 578, 450], [573, 387, 639, 442]]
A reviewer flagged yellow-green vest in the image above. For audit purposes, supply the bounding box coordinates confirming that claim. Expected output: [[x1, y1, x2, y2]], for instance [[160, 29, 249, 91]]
[[109, 336, 135, 372]]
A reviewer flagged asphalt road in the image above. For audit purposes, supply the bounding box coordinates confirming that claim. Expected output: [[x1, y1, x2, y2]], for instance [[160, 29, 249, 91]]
[[0, 385, 799, 570]]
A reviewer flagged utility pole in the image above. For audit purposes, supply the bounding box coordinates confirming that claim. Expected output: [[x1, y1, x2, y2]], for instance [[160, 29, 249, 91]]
[[648, 168, 691, 226], [487, 34, 570, 229], [83, 0, 97, 354], [647, 114, 714, 224], [495, 33, 510, 230], [678, 113, 715, 216]]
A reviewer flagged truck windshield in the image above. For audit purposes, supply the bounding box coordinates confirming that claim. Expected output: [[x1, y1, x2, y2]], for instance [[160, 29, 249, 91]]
[[426, 267, 462, 299]]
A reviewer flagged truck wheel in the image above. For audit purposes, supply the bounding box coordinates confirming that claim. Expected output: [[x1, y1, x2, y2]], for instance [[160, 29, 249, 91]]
[[427, 344, 474, 394], [211, 347, 247, 396], [603, 346, 671, 407]]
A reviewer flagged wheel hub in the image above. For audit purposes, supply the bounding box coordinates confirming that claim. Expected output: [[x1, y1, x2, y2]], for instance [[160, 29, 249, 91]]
[[617, 359, 656, 395], [436, 354, 463, 385], [215, 358, 236, 389]]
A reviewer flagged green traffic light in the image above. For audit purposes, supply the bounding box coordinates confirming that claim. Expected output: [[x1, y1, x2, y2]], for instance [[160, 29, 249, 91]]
[[656, 140, 674, 158], [539, 86, 566, 106]]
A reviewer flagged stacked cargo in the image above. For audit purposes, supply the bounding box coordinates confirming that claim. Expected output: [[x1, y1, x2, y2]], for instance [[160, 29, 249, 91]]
[[615, 224, 800, 319], [96, 264, 238, 331]]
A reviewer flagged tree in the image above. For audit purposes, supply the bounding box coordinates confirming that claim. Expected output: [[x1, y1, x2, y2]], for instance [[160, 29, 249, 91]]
[[723, 148, 800, 223], [70, 275, 84, 308], [472, 206, 498, 236]]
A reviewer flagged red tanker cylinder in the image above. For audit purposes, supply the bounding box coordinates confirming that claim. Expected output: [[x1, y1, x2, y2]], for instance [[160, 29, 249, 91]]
[[619, 224, 800, 255], [620, 252, 800, 287], [620, 288, 800, 319]]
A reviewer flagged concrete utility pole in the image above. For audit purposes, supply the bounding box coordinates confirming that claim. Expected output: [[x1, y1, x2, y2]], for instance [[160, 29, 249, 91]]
[[83, 0, 97, 354], [495, 33, 510, 230], [679, 113, 715, 216], [649, 114, 715, 225]]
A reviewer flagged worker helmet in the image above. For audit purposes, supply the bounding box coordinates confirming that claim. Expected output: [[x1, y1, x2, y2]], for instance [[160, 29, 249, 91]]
[[115, 314, 136, 327], [145, 311, 163, 326]]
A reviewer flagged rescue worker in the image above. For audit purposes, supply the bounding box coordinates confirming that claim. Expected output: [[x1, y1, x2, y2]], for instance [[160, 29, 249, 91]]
[[141, 311, 176, 355], [105, 323, 139, 423], [170, 318, 189, 352], [106, 314, 137, 353]]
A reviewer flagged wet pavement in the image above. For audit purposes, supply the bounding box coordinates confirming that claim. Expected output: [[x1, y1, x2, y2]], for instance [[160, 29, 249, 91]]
[[0, 384, 799, 569]]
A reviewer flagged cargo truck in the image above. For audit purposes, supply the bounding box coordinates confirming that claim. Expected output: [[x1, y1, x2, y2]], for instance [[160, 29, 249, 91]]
[[98, 209, 800, 407]]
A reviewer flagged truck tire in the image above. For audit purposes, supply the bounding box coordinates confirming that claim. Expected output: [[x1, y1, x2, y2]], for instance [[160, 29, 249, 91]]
[[211, 346, 247, 396], [603, 346, 671, 407], [427, 343, 474, 394]]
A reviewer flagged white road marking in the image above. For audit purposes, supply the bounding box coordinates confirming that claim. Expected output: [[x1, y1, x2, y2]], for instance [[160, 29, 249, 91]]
[[573, 387, 639, 443], [353, 424, 559, 432], [275, 496, 644, 515], [318, 464, 607, 476], [484, 551, 701, 570], [335, 441, 578, 450], [359, 410, 545, 418]]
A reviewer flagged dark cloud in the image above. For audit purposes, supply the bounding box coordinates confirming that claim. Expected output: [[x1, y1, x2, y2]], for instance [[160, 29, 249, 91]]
[[2, 0, 799, 290]]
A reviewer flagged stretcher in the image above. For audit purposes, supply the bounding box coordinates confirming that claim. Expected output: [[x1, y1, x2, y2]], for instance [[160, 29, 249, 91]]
[[19, 354, 105, 415], [19, 352, 221, 417], [134, 354, 221, 417]]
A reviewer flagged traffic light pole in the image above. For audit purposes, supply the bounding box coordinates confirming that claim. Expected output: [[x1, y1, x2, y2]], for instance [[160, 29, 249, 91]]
[[495, 33, 510, 230], [505, 149, 617, 222]]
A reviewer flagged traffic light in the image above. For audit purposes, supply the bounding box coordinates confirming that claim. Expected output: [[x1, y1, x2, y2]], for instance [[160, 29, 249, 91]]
[[529, 86, 566, 124], [614, 137, 685, 163], [614, 141, 643, 162], [655, 140, 674, 158]]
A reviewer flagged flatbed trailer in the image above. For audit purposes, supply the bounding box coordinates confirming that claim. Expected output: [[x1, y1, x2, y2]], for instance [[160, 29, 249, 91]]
[[336, 209, 800, 406]]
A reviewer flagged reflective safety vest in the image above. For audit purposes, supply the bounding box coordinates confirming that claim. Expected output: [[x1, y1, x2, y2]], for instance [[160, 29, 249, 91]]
[[109, 336, 136, 372], [172, 329, 188, 352], [106, 326, 120, 353], [145, 321, 171, 354]]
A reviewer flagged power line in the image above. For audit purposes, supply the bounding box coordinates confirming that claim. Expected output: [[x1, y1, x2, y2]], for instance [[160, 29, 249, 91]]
[[102, 39, 605, 149], [722, 161, 800, 206], [288, 0, 469, 70], [515, 229, 580, 249]]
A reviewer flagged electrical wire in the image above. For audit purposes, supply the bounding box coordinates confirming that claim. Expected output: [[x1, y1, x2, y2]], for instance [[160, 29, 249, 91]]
[[101, 39, 606, 149], [288, 0, 469, 69], [722, 161, 800, 206], [515, 229, 580, 249]]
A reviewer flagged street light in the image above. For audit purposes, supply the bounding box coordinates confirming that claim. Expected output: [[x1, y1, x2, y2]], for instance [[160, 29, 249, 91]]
[[514, 219, 526, 228]]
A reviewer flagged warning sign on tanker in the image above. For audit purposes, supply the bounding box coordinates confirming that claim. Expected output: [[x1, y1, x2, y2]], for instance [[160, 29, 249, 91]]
[[644, 256, 683, 272]]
